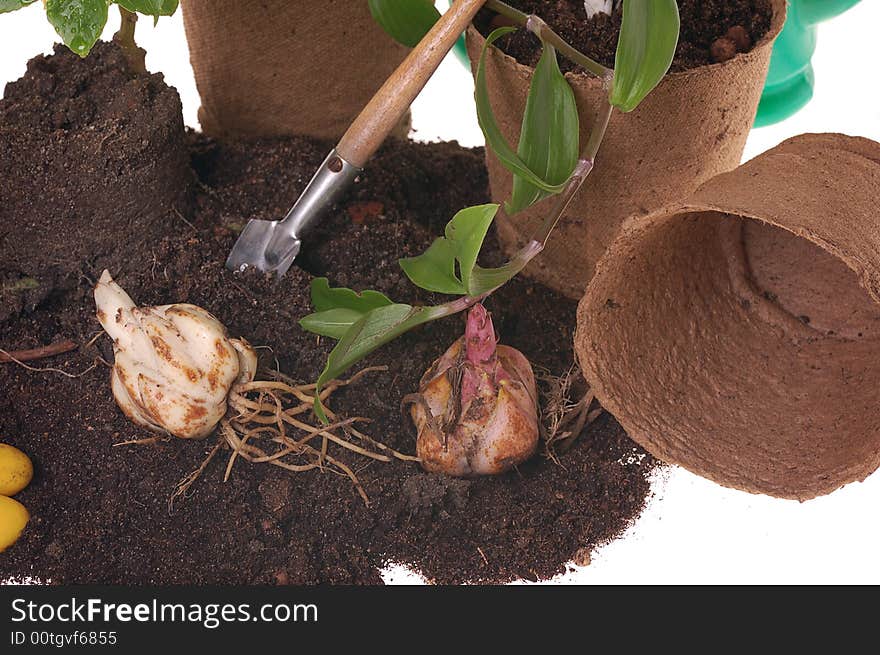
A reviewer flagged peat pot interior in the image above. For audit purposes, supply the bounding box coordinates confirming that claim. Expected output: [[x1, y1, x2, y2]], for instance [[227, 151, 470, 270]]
[[576, 134, 880, 500]]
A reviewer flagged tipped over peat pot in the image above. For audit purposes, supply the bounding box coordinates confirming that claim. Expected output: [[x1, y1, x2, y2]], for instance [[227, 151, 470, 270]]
[[181, 0, 410, 140], [467, 0, 786, 299], [576, 133, 880, 500]]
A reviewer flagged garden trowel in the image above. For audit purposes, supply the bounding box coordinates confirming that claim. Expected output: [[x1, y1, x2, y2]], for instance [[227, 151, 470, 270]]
[[226, 0, 486, 277]]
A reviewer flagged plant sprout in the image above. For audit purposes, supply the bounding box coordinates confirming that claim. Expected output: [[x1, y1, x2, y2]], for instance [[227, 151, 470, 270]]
[[94, 272, 415, 506], [406, 303, 539, 476], [95, 271, 258, 439], [1, 0, 178, 71], [301, 0, 680, 423]]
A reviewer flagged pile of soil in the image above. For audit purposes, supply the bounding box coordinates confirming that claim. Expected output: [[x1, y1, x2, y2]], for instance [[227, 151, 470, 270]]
[[0, 43, 191, 275], [477, 0, 774, 73], [0, 44, 658, 584]]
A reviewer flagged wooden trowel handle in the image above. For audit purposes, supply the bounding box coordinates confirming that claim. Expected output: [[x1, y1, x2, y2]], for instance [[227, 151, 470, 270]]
[[336, 0, 486, 168]]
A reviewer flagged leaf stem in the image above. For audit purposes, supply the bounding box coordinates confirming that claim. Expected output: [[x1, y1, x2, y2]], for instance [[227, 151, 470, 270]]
[[484, 0, 613, 79], [429, 290, 494, 320], [533, 98, 614, 245], [113, 7, 146, 75], [525, 15, 613, 80], [416, 100, 613, 320]]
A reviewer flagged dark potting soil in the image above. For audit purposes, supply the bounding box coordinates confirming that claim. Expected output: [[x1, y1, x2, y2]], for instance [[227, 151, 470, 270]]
[[476, 0, 774, 74], [0, 44, 657, 585], [0, 42, 191, 275]]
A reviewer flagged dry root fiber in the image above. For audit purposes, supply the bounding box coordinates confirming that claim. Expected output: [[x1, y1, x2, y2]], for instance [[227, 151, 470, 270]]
[[538, 365, 603, 463], [170, 366, 417, 510]]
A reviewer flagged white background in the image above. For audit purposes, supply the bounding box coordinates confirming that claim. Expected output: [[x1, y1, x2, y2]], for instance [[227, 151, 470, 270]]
[[1, 2, 879, 585]]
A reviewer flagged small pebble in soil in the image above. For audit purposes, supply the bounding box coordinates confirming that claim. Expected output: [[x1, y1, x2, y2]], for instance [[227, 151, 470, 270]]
[[726, 25, 753, 52], [573, 547, 592, 567], [710, 37, 738, 63], [346, 200, 385, 225]]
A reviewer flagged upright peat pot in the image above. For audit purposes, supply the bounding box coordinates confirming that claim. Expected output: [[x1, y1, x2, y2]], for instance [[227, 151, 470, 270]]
[[181, 0, 411, 140], [576, 133, 880, 500], [467, 0, 786, 299]]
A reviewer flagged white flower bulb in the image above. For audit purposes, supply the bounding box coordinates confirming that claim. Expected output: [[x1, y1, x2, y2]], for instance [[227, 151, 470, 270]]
[[94, 271, 257, 439]]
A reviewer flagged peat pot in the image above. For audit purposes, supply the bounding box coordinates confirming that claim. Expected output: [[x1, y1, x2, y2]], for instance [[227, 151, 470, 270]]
[[466, 0, 786, 299], [181, 0, 410, 140], [576, 133, 880, 500]]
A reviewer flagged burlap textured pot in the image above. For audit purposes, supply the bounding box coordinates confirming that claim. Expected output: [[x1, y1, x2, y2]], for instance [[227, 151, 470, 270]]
[[181, 0, 410, 140], [466, 0, 785, 299], [576, 133, 880, 500]]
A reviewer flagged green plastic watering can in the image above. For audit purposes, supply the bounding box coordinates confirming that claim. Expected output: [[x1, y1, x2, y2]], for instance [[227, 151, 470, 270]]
[[755, 0, 862, 126], [445, 0, 862, 127]]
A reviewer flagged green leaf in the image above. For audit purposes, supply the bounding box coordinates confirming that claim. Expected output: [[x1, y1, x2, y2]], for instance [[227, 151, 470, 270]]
[[309, 277, 393, 313], [115, 0, 179, 17], [445, 203, 497, 293], [399, 204, 499, 296], [116, 0, 177, 26], [314, 303, 442, 420], [317, 304, 421, 385], [399, 238, 465, 295], [469, 259, 530, 296], [467, 238, 545, 296], [0, 0, 37, 14], [300, 308, 372, 340], [610, 0, 680, 112], [508, 42, 579, 214], [368, 0, 440, 48], [475, 27, 571, 197], [299, 278, 395, 339], [46, 0, 109, 57]]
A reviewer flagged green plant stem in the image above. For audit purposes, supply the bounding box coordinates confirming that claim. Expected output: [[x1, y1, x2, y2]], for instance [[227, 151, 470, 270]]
[[1, 277, 38, 293], [113, 7, 146, 74], [425, 100, 613, 319], [485, 0, 612, 79], [532, 98, 614, 245], [423, 289, 494, 322]]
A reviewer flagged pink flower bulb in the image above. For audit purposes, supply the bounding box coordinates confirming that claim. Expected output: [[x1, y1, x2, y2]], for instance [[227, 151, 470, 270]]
[[409, 304, 539, 476]]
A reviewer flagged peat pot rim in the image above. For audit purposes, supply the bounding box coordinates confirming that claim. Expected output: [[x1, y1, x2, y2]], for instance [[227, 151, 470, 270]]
[[466, 0, 786, 86]]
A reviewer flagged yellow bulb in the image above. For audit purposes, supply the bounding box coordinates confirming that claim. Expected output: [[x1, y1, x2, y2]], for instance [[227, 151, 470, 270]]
[[0, 444, 33, 496], [0, 496, 29, 552]]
